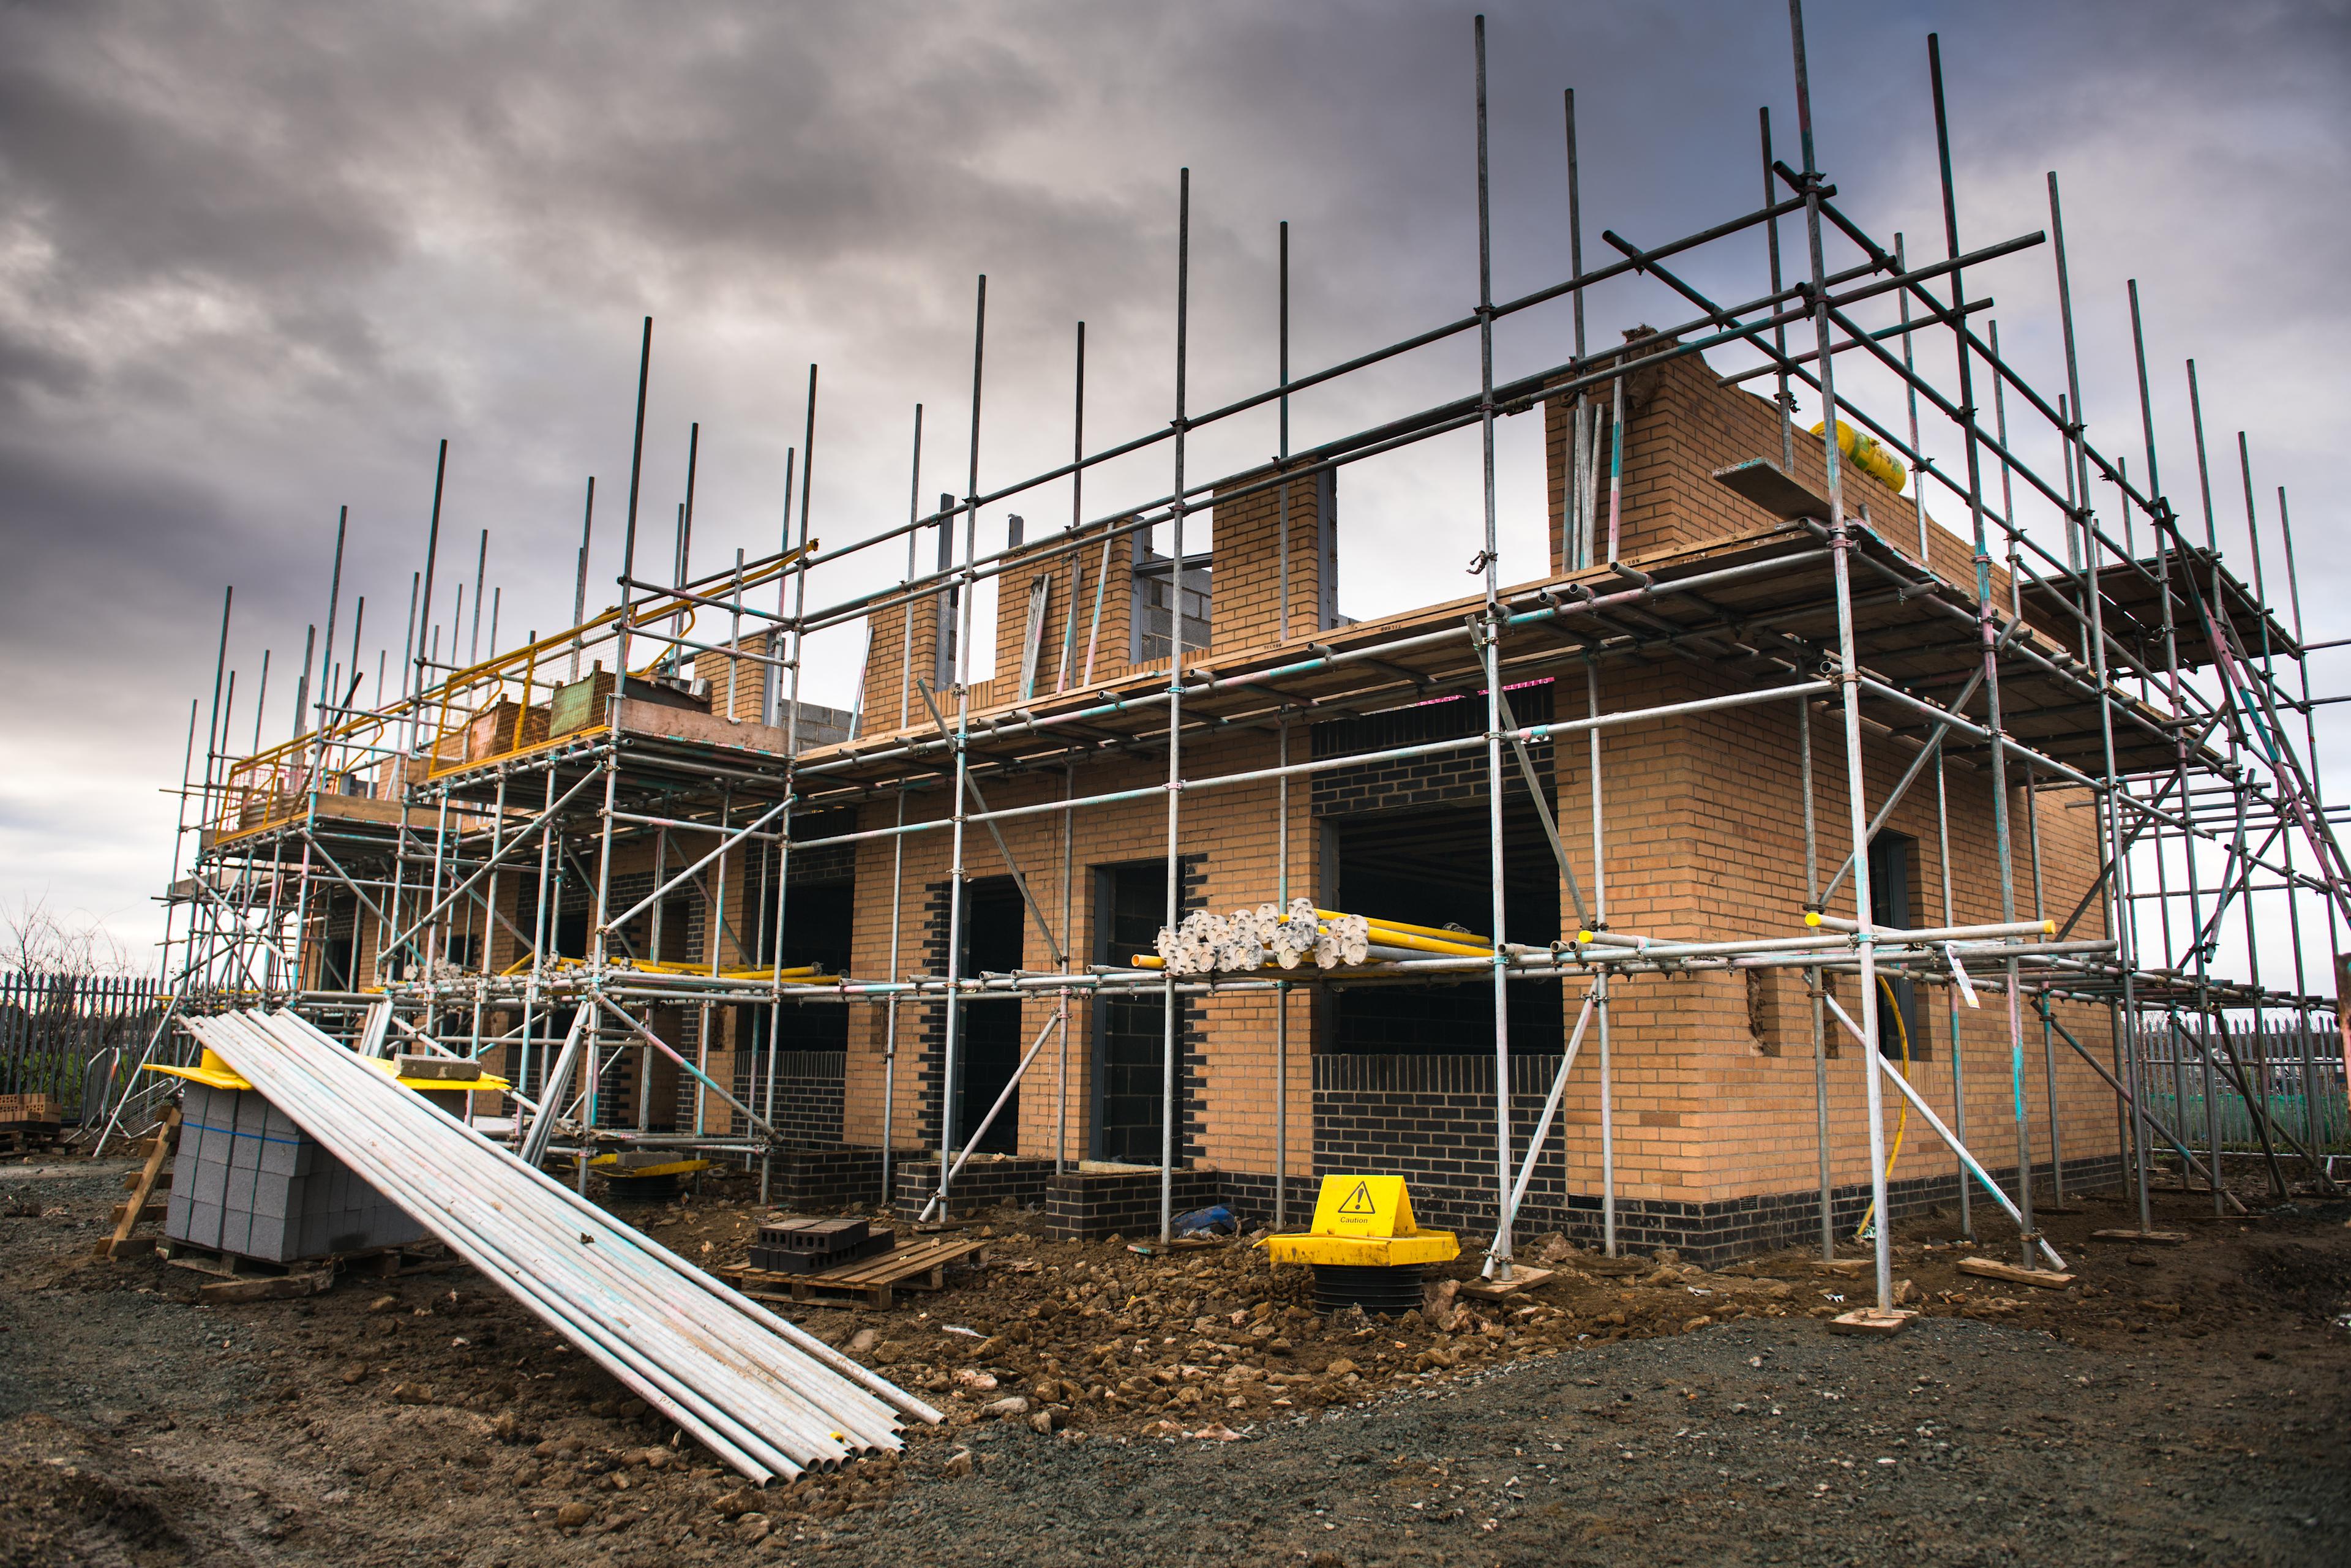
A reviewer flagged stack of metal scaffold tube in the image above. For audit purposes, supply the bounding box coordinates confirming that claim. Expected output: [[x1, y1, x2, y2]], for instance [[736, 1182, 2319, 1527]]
[[182, 1008, 939, 1483], [1143, 901, 1496, 974]]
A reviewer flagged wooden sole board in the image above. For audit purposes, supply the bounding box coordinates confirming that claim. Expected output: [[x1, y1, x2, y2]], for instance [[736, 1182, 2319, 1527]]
[[201, 1270, 334, 1304], [1458, 1266, 1555, 1300], [1956, 1257, 2074, 1289]]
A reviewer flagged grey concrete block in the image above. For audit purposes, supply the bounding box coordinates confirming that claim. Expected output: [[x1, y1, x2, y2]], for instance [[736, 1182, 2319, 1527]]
[[179, 1084, 221, 1133], [217, 1207, 252, 1257], [165, 1187, 192, 1239], [189, 1160, 228, 1208], [224, 1165, 257, 1215], [244, 1212, 296, 1264], [258, 1134, 300, 1177], [184, 1201, 223, 1251], [169, 1131, 203, 1196], [252, 1171, 294, 1220], [234, 1090, 269, 1137]]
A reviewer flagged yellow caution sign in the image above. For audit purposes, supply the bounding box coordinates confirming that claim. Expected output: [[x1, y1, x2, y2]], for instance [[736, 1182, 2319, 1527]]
[[1312, 1174, 1418, 1238], [1265, 1174, 1458, 1268]]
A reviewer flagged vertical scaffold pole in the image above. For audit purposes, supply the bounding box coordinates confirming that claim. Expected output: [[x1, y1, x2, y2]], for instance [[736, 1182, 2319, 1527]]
[[1793, 0, 1892, 1313], [1059, 760, 1075, 1176], [1063, 324, 1086, 1179], [1160, 173, 1191, 1245], [1473, 14, 1515, 1280], [2275, 487, 2334, 1153], [1898, 230, 1972, 1241], [2148, 286, 2224, 1212], [411, 441, 449, 759], [587, 316, 653, 1193], [518, 763, 558, 1120], [571, 478, 595, 683], [764, 369, 818, 1206], [881, 408, 920, 1205], [1566, 89, 1592, 568], [1930, 34, 2036, 1267], [1589, 657, 1615, 1256], [2049, 173, 2152, 1233], [1274, 218, 1293, 1234], [939, 279, 986, 1225]]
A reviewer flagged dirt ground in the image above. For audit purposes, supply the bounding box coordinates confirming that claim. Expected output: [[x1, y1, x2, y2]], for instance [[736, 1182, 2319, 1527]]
[[4, 1154, 2349, 1567]]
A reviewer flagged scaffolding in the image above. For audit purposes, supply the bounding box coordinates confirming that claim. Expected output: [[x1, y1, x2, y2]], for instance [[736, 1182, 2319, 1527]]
[[120, 7, 2348, 1318]]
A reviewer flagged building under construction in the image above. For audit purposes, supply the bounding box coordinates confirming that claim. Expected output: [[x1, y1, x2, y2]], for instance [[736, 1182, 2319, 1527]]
[[119, 15, 2349, 1318]]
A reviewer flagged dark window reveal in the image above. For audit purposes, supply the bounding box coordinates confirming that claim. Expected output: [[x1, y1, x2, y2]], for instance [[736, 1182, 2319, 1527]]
[[1093, 861, 1172, 1162], [1865, 831, 1930, 1060]]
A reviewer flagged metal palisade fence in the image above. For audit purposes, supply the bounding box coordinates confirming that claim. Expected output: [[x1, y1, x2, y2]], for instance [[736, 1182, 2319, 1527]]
[[2137, 1021, 2351, 1157], [0, 972, 170, 1126]]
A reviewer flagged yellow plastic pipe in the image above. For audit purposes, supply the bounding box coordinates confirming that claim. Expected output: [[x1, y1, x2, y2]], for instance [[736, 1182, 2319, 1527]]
[[1314, 909, 1493, 948], [1810, 419, 1908, 494]]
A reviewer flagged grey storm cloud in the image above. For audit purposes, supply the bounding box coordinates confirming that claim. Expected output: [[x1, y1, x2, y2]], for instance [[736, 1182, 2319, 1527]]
[[1, 0, 2345, 956]]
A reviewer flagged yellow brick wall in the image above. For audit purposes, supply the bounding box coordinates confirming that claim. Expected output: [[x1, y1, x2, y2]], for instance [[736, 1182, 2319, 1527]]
[[691, 631, 773, 724], [1541, 339, 2041, 597]]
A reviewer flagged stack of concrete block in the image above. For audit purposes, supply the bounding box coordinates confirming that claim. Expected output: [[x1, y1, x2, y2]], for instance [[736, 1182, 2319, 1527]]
[[165, 1081, 426, 1263]]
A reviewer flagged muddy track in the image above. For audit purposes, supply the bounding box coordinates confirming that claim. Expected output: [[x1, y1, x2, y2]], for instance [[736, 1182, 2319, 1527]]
[[5, 1160, 2346, 1567]]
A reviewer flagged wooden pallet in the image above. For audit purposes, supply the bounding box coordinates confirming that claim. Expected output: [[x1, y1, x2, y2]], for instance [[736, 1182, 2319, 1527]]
[[722, 1234, 988, 1310], [161, 1237, 446, 1290], [0, 1122, 65, 1155]]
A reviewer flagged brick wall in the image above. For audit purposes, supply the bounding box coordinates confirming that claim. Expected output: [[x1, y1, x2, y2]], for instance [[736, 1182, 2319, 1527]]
[[1311, 1052, 1572, 1231], [691, 629, 772, 723], [1540, 335, 2029, 613], [988, 528, 1143, 706], [858, 579, 956, 729], [1045, 1166, 1222, 1240], [1210, 462, 1333, 652], [893, 1156, 1054, 1221], [1311, 682, 1553, 815], [746, 1049, 844, 1147]]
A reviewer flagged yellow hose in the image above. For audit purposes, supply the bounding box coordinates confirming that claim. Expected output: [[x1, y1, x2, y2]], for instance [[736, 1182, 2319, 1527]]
[[1853, 974, 1911, 1242]]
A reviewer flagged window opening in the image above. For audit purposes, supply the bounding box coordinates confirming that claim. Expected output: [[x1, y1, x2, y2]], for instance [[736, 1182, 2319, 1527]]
[[1865, 831, 1931, 1059], [1092, 861, 1172, 1161]]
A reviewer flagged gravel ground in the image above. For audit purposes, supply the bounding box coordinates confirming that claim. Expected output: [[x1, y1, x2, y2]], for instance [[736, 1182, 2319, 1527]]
[[4, 1154, 2347, 1567]]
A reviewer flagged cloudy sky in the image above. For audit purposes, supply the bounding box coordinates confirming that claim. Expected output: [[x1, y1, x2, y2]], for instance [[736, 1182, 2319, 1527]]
[[2, 0, 2345, 989]]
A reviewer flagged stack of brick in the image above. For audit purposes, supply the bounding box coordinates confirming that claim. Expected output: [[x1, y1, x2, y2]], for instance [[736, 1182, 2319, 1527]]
[[165, 1081, 426, 1262]]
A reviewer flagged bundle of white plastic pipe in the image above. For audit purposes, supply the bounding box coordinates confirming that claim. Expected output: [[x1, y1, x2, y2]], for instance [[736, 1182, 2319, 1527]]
[[1150, 901, 1498, 974], [182, 1008, 939, 1484]]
